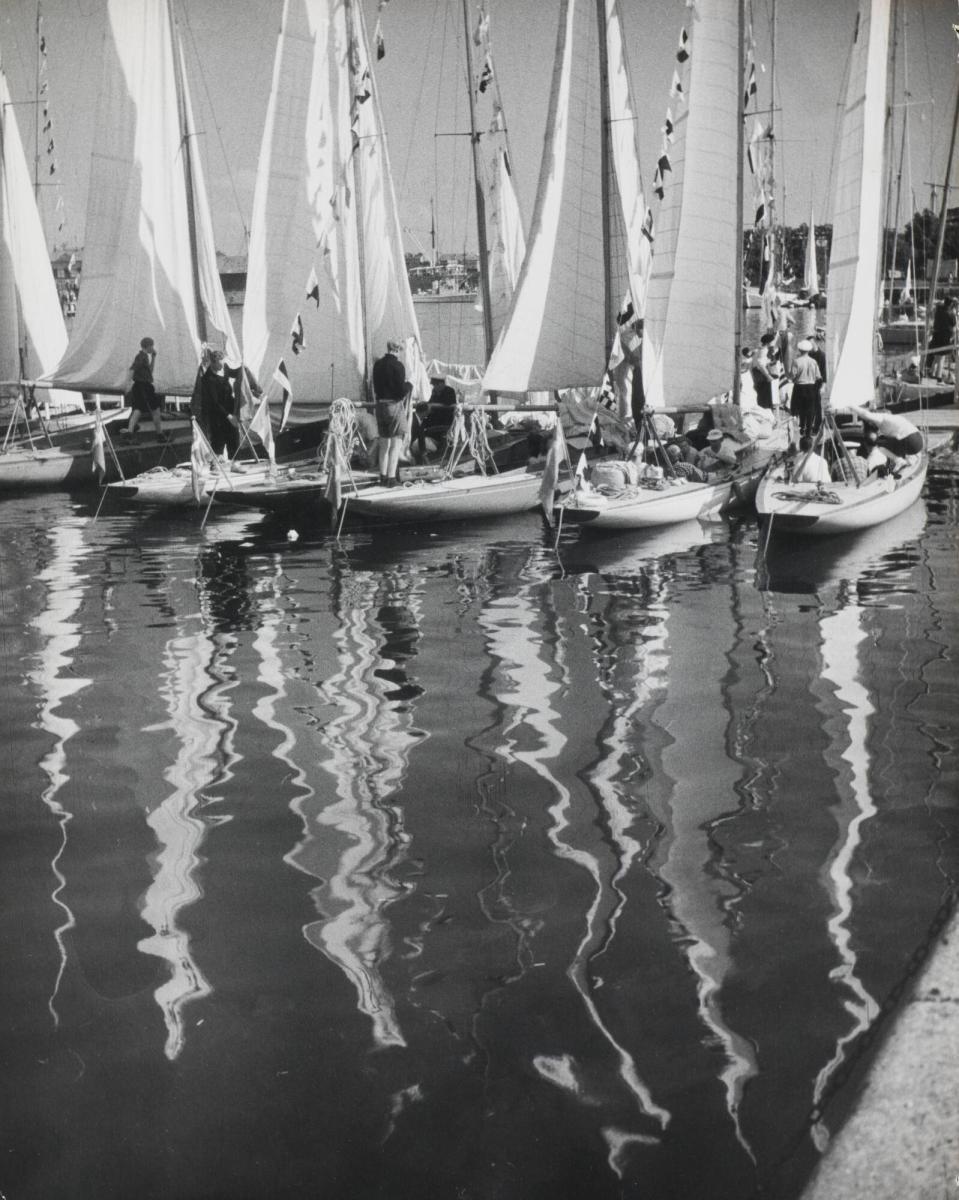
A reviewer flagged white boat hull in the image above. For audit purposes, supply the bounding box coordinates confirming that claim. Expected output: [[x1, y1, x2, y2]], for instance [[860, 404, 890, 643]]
[[558, 473, 749, 529], [756, 453, 928, 535], [345, 466, 543, 523], [107, 461, 279, 507], [556, 431, 788, 530]]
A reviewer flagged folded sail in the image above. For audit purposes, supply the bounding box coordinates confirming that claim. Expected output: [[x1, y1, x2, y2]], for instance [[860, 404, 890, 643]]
[[0, 66, 76, 409], [804, 203, 819, 296], [482, 0, 634, 394], [244, 0, 422, 413], [826, 0, 890, 406], [44, 0, 238, 396], [643, 0, 741, 411]]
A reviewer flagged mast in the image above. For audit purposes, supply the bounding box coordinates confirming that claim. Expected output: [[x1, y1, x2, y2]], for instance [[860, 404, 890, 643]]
[[461, 0, 495, 363], [33, 2, 41, 201], [733, 0, 745, 403], [168, 0, 206, 345], [768, 0, 776, 276], [596, 0, 615, 362], [345, 0, 371, 398]]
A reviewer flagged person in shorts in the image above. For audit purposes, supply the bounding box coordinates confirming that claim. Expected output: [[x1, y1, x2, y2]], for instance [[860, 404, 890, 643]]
[[125, 336, 163, 437], [371, 338, 412, 486]]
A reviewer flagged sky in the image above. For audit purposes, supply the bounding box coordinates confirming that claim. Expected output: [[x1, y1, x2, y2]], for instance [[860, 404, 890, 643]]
[[0, 0, 956, 261]]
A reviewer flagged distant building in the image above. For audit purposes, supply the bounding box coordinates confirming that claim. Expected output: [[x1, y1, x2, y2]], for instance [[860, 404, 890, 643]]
[[216, 252, 247, 308], [51, 249, 80, 317]]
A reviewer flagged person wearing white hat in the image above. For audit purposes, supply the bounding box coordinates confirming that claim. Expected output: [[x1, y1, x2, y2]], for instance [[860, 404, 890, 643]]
[[789, 339, 822, 437]]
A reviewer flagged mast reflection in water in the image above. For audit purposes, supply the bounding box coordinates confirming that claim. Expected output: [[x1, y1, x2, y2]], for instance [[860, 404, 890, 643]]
[[0, 468, 956, 1199]]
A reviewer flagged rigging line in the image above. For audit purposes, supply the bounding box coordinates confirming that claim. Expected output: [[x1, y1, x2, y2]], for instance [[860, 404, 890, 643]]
[[822, 19, 855, 241], [397, 0, 440, 207], [174, 1, 249, 246]]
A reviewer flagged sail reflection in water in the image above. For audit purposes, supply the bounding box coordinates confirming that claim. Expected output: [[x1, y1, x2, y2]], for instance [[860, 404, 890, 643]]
[[30, 520, 89, 1024], [279, 560, 422, 1049], [136, 611, 221, 1060], [1, 476, 956, 1200], [477, 555, 671, 1172], [811, 603, 880, 1147]]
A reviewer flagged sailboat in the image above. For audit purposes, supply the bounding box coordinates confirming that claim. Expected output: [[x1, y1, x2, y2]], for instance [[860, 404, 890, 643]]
[[344, 0, 652, 525], [554, 0, 788, 532], [756, 0, 929, 537], [9, 0, 240, 491], [0, 56, 109, 462], [802, 202, 823, 305], [314, 0, 559, 525]]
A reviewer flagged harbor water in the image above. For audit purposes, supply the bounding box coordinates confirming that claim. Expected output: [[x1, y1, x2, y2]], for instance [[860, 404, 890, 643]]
[[1, 453, 957, 1199]]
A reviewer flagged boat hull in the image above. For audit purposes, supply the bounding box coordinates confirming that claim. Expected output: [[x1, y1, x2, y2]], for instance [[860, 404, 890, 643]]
[[756, 453, 928, 535], [0, 423, 192, 491], [557, 473, 749, 529], [345, 467, 543, 523], [107, 460, 288, 506]]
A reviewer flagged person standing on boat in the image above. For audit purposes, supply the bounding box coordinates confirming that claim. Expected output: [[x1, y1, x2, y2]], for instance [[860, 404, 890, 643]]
[[810, 327, 828, 429], [789, 339, 822, 438], [192, 347, 240, 458], [928, 297, 956, 381], [749, 333, 777, 409], [841, 405, 923, 458], [372, 338, 412, 486], [125, 336, 163, 437]]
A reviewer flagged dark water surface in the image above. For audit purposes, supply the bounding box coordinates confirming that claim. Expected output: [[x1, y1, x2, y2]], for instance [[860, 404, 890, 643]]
[[1, 462, 957, 1200]]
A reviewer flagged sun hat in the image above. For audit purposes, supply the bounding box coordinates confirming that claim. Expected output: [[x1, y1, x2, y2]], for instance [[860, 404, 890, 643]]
[[706, 429, 723, 442], [797, 338, 813, 351]]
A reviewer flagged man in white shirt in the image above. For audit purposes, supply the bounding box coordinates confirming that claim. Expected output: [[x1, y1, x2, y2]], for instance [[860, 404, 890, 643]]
[[792, 435, 832, 484]]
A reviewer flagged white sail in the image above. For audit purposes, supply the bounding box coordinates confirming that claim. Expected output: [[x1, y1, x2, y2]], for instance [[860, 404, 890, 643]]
[[43, 0, 238, 396], [603, 0, 651, 321], [485, 147, 526, 344], [482, 0, 633, 394], [826, 0, 891, 407], [643, 0, 742, 411], [243, 0, 423, 414], [0, 66, 77, 410], [804, 203, 819, 295]]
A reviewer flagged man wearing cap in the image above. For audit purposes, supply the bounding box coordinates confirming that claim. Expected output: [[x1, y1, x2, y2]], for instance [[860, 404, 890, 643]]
[[789, 338, 822, 438], [372, 337, 412, 486], [698, 428, 737, 473]]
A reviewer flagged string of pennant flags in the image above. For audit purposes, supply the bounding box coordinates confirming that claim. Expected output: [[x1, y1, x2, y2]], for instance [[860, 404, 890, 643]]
[[38, 12, 66, 234]]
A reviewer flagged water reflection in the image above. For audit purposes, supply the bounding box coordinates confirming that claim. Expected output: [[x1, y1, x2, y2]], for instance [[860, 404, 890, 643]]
[[30, 519, 89, 1024], [478, 558, 671, 1166], [811, 603, 879, 1147], [136, 623, 218, 1060], [640, 543, 758, 1157], [283, 556, 421, 1049], [1, 470, 955, 1200]]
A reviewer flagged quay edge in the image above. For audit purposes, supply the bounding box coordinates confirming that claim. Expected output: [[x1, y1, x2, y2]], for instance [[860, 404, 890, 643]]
[[799, 906, 959, 1200]]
